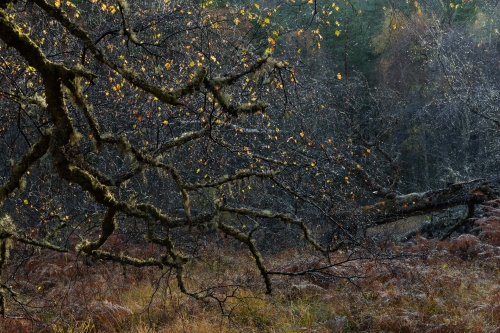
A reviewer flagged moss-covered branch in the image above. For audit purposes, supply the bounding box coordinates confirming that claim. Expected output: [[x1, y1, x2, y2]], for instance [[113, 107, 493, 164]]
[[184, 169, 279, 190], [0, 214, 14, 316], [156, 129, 208, 154], [202, 54, 280, 116], [76, 207, 118, 254], [169, 167, 191, 219], [0, 134, 51, 205], [14, 236, 68, 253], [366, 179, 500, 226], [336, 151, 398, 199], [204, 77, 270, 117], [0, 7, 94, 82], [66, 166, 179, 227], [221, 204, 326, 254], [210, 53, 283, 86], [80, 250, 165, 269], [32, 0, 206, 107], [63, 78, 102, 143], [270, 176, 356, 243], [68, 167, 121, 207], [217, 221, 272, 293]]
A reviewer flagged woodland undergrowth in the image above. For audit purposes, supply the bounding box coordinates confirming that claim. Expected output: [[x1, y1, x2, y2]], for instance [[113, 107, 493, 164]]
[[2, 205, 500, 333]]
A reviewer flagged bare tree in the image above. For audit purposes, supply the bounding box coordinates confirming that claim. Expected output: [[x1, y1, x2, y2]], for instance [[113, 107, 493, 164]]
[[0, 1, 389, 321]]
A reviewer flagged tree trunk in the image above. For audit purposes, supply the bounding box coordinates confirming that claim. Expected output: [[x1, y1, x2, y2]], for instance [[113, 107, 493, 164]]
[[365, 179, 500, 227]]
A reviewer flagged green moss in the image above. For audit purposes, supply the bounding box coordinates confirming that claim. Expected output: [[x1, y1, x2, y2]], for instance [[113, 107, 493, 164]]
[[0, 215, 15, 240], [69, 130, 82, 143], [0, 135, 50, 205]]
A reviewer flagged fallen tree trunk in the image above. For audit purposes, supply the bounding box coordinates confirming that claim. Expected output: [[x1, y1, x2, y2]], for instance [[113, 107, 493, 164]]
[[365, 179, 500, 228]]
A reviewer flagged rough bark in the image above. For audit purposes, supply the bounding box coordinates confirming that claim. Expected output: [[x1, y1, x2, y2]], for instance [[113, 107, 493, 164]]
[[365, 179, 500, 227]]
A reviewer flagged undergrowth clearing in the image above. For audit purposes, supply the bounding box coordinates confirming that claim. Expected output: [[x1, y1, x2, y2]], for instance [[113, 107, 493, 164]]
[[2, 213, 500, 332]]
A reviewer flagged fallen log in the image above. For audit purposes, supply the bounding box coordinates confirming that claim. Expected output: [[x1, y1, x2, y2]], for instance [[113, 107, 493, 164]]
[[365, 179, 500, 228]]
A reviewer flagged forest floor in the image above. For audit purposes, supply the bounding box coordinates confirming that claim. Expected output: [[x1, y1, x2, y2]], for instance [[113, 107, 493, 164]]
[[2, 206, 500, 333]]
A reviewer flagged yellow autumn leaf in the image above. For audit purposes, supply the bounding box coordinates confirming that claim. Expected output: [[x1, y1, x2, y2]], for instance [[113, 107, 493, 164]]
[[55, 0, 61, 7], [23, 199, 29, 205], [335, 30, 341, 37], [25, 66, 37, 74], [254, 3, 259, 9], [336, 73, 342, 80]]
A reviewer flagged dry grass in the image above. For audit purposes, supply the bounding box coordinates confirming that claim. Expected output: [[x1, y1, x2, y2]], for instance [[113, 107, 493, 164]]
[[2, 214, 500, 332], [367, 215, 428, 239]]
